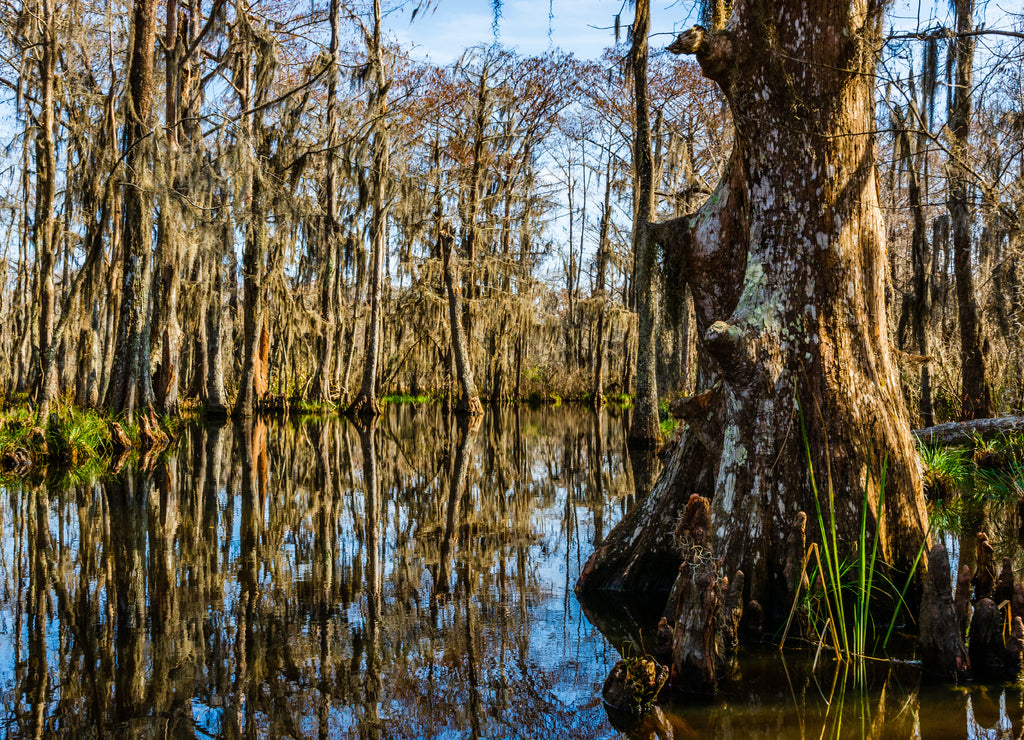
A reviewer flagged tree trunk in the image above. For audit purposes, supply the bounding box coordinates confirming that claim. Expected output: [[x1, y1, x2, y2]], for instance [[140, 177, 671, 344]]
[[441, 226, 483, 417], [156, 210, 181, 415], [592, 152, 613, 407], [578, 4, 929, 652], [235, 184, 267, 418], [949, 0, 992, 420], [894, 110, 934, 428], [628, 0, 662, 448], [34, 0, 58, 420], [349, 0, 388, 419], [158, 0, 182, 416], [106, 0, 159, 415], [205, 221, 227, 416], [233, 11, 272, 419], [311, 0, 341, 404]]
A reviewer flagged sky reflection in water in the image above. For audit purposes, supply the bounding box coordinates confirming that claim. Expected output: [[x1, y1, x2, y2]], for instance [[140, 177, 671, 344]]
[[3, 405, 1024, 739], [0, 406, 631, 738]]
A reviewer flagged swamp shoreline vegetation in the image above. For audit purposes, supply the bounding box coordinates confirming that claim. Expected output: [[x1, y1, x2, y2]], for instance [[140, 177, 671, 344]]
[[4, 0, 1024, 733]]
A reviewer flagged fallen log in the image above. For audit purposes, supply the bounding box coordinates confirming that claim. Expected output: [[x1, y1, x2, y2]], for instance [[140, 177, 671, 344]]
[[912, 415, 1024, 447]]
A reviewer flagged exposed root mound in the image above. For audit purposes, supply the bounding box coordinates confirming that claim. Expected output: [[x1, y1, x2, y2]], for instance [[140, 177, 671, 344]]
[[920, 534, 1024, 682]]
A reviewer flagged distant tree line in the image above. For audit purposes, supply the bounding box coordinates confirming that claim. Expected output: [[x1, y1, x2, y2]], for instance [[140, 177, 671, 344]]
[[0, 0, 1020, 428]]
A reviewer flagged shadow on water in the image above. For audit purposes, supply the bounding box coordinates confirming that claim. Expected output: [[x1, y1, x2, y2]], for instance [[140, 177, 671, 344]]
[[2, 405, 1024, 738]]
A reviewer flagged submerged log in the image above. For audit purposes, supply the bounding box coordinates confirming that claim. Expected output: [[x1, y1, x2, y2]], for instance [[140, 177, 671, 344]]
[[913, 415, 1024, 447], [919, 544, 970, 681]]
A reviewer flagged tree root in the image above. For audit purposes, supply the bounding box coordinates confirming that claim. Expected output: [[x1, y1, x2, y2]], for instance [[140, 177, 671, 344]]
[[921, 532, 1024, 682]]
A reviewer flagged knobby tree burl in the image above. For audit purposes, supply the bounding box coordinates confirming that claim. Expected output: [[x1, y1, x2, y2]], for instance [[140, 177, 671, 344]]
[[578, 0, 930, 655]]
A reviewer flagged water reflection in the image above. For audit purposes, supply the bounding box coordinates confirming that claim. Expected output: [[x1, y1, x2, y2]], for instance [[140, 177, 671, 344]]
[[611, 650, 1024, 740], [5, 407, 1024, 738], [0, 406, 633, 738]]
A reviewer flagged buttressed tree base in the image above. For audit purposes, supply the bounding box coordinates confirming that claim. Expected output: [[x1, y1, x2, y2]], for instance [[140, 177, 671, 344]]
[[577, 0, 931, 688]]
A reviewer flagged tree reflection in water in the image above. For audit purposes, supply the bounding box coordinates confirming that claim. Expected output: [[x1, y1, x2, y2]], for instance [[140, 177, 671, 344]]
[[0, 406, 630, 738], [3, 405, 1022, 739]]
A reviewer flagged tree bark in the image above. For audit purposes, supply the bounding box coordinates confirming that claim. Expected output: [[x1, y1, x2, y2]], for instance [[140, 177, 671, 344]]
[[106, 0, 159, 415], [628, 0, 661, 447], [34, 0, 58, 420], [441, 225, 483, 417], [949, 0, 992, 420], [592, 151, 613, 407], [894, 111, 934, 427], [233, 10, 274, 418], [350, 0, 388, 419], [205, 218, 228, 416], [157, 0, 182, 416], [311, 0, 341, 404], [579, 4, 929, 651]]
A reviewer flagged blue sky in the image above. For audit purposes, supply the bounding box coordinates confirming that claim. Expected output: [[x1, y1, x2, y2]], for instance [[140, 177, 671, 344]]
[[390, 0, 1024, 63], [389, 0, 693, 62]]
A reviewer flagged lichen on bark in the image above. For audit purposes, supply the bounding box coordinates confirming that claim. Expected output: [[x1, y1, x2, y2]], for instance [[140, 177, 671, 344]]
[[578, 0, 931, 691]]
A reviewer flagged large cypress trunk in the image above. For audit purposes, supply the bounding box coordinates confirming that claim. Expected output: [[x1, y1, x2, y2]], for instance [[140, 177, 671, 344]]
[[578, 0, 929, 631]]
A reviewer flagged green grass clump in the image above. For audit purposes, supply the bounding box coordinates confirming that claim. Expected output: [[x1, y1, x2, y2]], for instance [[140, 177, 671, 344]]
[[0, 404, 117, 482], [0, 403, 168, 481], [919, 445, 972, 500], [46, 406, 112, 463], [783, 399, 924, 663], [291, 398, 339, 414], [657, 399, 678, 436], [382, 393, 434, 405], [0, 407, 39, 455], [604, 393, 633, 409], [974, 457, 1024, 501]]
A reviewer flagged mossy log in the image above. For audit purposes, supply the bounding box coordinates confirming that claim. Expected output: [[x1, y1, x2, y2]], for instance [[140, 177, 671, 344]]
[[913, 415, 1024, 447]]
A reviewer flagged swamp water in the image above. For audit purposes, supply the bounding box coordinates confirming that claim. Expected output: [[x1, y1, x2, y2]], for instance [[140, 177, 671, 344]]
[[0, 405, 1022, 739]]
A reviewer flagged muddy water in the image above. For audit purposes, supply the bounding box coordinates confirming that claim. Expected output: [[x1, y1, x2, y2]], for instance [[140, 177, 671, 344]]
[[0, 406, 1021, 738]]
